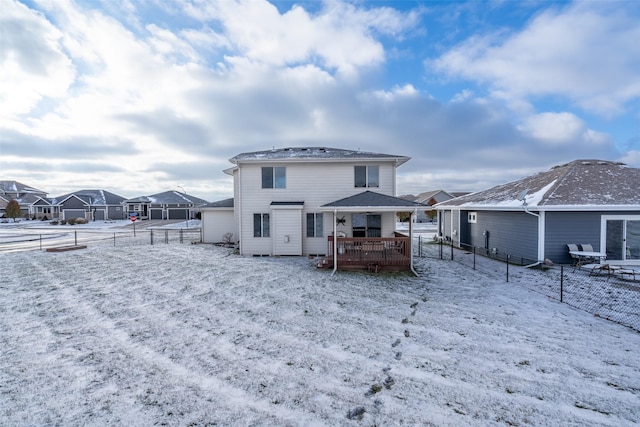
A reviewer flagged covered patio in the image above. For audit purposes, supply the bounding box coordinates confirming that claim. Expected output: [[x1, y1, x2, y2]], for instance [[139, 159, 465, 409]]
[[315, 191, 425, 274]]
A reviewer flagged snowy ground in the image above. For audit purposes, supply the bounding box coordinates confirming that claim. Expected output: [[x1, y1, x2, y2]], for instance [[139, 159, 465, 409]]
[[1, 235, 639, 426]]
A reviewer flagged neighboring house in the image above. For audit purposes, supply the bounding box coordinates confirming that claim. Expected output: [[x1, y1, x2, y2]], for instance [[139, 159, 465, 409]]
[[53, 190, 127, 221], [202, 147, 424, 272], [414, 190, 457, 222], [435, 160, 640, 265], [125, 191, 208, 220], [0, 180, 49, 219]]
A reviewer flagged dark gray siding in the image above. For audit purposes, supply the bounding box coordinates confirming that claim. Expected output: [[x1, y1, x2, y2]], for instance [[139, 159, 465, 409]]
[[466, 210, 538, 261], [544, 210, 640, 264], [61, 198, 85, 209], [107, 206, 124, 220]]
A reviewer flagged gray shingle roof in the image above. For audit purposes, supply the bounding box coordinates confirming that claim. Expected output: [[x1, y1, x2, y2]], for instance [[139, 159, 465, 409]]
[[203, 198, 234, 208], [146, 191, 209, 205], [0, 181, 47, 195], [53, 189, 126, 206], [230, 147, 410, 166], [437, 160, 640, 209], [322, 191, 426, 209]]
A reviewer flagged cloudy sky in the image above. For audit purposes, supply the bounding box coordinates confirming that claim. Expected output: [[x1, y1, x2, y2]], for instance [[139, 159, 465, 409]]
[[2, 0, 639, 201]]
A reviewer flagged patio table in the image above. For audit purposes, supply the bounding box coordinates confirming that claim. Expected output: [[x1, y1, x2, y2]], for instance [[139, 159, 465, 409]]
[[569, 250, 607, 268]]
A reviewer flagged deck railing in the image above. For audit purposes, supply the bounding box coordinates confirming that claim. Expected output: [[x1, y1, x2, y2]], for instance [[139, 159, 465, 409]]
[[322, 236, 411, 270]]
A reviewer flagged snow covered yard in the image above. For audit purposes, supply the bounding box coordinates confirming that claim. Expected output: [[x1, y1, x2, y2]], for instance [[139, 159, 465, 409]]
[[1, 238, 638, 426]]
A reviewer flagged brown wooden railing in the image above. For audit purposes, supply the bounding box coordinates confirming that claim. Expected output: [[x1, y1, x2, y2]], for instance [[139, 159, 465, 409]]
[[322, 236, 411, 271]]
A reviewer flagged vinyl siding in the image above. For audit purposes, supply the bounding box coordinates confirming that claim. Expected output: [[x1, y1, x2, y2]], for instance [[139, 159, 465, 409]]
[[464, 210, 538, 262], [202, 209, 235, 244], [237, 161, 398, 256], [543, 211, 634, 264]]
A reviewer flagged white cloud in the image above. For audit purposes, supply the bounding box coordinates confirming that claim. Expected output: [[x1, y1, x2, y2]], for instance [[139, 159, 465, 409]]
[[369, 84, 418, 102], [0, 0, 75, 120], [520, 112, 610, 146], [181, 0, 418, 78], [433, 2, 640, 116]]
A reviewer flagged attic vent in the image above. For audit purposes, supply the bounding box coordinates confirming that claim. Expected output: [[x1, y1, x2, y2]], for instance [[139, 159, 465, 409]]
[[301, 148, 308, 151], [581, 161, 591, 165], [319, 148, 326, 152]]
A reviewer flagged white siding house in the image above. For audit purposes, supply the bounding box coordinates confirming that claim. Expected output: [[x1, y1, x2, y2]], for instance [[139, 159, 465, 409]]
[[202, 147, 423, 270]]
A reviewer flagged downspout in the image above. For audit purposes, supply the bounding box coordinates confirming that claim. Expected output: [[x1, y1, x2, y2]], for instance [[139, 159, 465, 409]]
[[522, 205, 543, 268], [410, 209, 419, 276], [331, 209, 338, 276]]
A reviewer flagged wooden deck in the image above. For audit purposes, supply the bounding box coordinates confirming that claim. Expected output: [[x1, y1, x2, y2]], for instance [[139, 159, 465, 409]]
[[317, 236, 411, 272]]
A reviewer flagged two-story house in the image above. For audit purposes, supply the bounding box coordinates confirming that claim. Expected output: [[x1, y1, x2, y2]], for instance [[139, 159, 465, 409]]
[[0, 181, 50, 219], [202, 147, 424, 272]]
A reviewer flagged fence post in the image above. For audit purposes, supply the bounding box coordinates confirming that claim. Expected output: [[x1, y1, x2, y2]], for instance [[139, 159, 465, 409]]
[[473, 246, 476, 270], [560, 265, 564, 303], [450, 240, 454, 260], [40, 234, 42, 250], [180, 228, 183, 244], [150, 229, 154, 245], [75, 230, 77, 246], [506, 255, 510, 282], [114, 232, 116, 247], [165, 230, 168, 244]]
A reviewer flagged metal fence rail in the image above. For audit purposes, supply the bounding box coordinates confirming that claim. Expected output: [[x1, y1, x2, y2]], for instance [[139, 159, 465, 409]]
[[0, 228, 202, 253]]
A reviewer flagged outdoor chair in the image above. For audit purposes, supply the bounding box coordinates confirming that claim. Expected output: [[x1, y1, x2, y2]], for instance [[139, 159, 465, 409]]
[[579, 243, 598, 264], [567, 244, 580, 266]]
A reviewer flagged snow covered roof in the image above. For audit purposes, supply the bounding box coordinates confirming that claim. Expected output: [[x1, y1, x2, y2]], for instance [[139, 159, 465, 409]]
[[53, 190, 126, 206], [436, 160, 640, 210], [145, 191, 209, 205], [321, 191, 426, 211], [229, 147, 410, 166], [202, 198, 234, 208], [0, 180, 47, 196]]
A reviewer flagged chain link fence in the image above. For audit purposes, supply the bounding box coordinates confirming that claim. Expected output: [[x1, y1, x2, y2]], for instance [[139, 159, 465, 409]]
[[414, 236, 640, 332], [0, 228, 202, 253]]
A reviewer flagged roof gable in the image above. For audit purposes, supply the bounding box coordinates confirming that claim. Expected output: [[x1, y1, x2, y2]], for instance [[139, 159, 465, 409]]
[[53, 190, 126, 206], [146, 191, 209, 205]]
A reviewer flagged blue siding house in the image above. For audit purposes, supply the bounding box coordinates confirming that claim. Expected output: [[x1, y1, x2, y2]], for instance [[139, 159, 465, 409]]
[[435, 160, 640, 266]]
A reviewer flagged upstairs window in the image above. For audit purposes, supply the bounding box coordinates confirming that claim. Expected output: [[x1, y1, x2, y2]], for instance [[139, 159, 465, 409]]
[[354, 165, 379, 188], [306, 213, 324, 237], [262, 167, 286, 189], [253, 213, 270, 237]]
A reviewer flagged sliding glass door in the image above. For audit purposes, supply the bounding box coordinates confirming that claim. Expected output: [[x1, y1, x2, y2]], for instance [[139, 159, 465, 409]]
[[604, 217, 640, 262]]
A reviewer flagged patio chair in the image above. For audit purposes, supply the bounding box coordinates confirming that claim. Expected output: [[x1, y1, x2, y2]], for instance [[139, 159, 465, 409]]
[[567, 244, 580, 266], [579, 243, 598, 264]]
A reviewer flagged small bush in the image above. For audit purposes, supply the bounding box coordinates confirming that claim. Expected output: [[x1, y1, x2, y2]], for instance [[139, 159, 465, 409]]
[[67, 218, 77, 225], [49, 220, 59, 225], [75, 218, 88, 224]]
